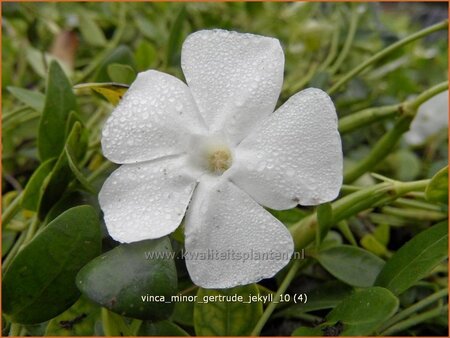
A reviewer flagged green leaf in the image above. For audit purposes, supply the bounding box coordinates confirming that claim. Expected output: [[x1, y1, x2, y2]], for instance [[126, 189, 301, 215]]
[[7, 86, 45, 112], [194, 284, 263, 336], [21, 158, 56, 211], [45, 296, 100, 336], [166, 6, 186, 67], [38, 122, 88, 219], [76, 237, 177, 320], [291, 326, 323, 336], [375, 221, 448, 295], [74, 82, 129, 106], [65, 147, 95, 194], [138, 320, 189, 336], [95, 45, 135, 83], [107, 63, 136, 85], [316, 202, 333, 246], [277, 281, 353, 318], [269, 207, 308, 227], [373, 223, 390, 246], [78, 11, 107, 47], [324, 287, 398, 335], [38, 60, 77, 161], [360, 234, 388, 257], [425, 166, 448, 204], [315, 245, 385, 287], [3, 205, 101, 324], [101, 308, 141, 336], [135, 40, 157, 71]]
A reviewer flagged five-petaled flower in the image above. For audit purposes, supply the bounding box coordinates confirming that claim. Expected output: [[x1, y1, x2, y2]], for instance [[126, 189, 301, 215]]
[[99, 29, 343, 289]]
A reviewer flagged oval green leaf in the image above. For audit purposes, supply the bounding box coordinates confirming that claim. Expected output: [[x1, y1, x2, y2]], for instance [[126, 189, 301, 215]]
[[3, 205, 101, 324], [375, 221, 448, 295], [76, 237, 177, 320], [22, 158, 56, 211], [324, 287, 398, 335], [38, 60, 77, 161], [45, 296, 100, 336], [425, 166, 448, 204], [315, 245, 385, 287], [7, 86, 45, 112], [194, 284, 263, 336], [107, 63, 136, 85]]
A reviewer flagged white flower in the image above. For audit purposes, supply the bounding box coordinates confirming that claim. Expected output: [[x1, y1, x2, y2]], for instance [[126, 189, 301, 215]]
[[99, 29, 343, 289], [404, 90, 449, 146]]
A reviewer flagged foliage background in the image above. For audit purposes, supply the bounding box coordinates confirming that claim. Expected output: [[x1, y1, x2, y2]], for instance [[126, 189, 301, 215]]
[[2, 2, 448, 337]]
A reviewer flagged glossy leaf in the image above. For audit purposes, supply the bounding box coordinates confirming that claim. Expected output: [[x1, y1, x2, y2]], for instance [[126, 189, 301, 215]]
[[22, 158, 56, 211], [194, 284, 262, 336], [138, 320, 189, 336], [277, 281, 353, 318], [425, 166, 448, 204], [38, 60, 77, 161], [76, 237, 177, 320], [324, 287, 398, 335], [74, 82, 129, 106], [315, 245, 385, 287], [107, 63, 136, 85], [375, 221, 448, 295], [3, 205, 101, 324], [7, 86, 45, 112], [45, 296, 100, 336]]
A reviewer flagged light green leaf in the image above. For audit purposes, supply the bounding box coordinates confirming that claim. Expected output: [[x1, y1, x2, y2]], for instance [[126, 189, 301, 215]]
[[425, 166, 448, 204], [3, 206, 101, 324], [375, 221, 448, 295], [78, 11, 107, 47], [7, 86, 45, 112], [324, 287, 398, 335], [194, 284, 262, 336], [45, 296, 100, 336], [76, 237, 177, 320], [107, 63, 136, 85], [315, 245, 385, 287], [38, 60, 77, 161]]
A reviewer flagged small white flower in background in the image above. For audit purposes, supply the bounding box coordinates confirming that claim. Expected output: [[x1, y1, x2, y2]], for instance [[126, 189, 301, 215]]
[[404, 90, 449, 146], [99, 29, 343, 289]]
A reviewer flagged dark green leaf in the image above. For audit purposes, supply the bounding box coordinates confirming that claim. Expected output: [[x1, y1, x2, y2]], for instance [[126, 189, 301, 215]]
[[166, 6, 186, 67], [3, 205, 101, 324], [38, 60, 77, 161], [7, 86, 45, 112], [315, 245, 385, 287], [425, 166, 448, 204], [76, 237, 177, 320], [194, 284, 262, 336], [21, 158, 56, 211], [277, 281, 353, 318], [138, 320, 189, 336], [45, 296, 100, 336], [107, 63, 136, 85], [95, 45, 135, 82], [324, 287, 398, 335], [375, 221, 448, 295]]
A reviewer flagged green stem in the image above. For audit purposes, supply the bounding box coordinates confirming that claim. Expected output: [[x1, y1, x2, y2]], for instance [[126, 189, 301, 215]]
[[338, 104, 400, 134], [393, 198, 442, 212], [290, 179, 429, 251], [23, 216, 40, 243], [406, 81, 448, 112], [382, 206, 446, 221], [380, 304, 448, 335], [2, 192, 23, 226], [329, 4, 360, 75], [319, 22, 340, 71], [74, 4, 126, 83], [250, 260, 304, 336], [380, 288, 448, 331], [328, 20, 448, 94]]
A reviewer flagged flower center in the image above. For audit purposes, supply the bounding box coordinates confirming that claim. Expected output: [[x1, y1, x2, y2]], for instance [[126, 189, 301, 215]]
[[187, 134, 233, 176]]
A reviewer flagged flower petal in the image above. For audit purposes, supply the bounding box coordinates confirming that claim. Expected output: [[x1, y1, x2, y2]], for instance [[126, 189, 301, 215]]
[[228, 88, 343, 210], [101, 70, 206, 164], [181, 29, 284, 145], [99, 156, 198, 243], [184, 177, 294, 289]]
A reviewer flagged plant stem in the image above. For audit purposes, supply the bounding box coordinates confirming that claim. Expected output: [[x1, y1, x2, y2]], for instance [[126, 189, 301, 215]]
[[319, 23, 340, 71], [290, 179, 429, 251], [328, 20, 448, 94], [338, 104, 400, 134], [382, 206, 446, 221], [250, 259, 304, 336], [406, 81, 449, 111], [2, 192, 23, 226], [329, 4, 360, 75], [380, 304, 448, 335], [380, 288, 448, 331]]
